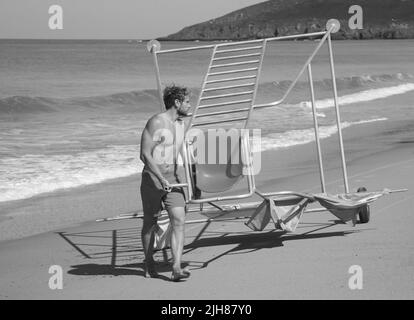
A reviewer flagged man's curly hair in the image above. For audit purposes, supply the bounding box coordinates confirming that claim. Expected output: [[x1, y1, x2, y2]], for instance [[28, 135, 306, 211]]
[[163, 84, 189, 110]]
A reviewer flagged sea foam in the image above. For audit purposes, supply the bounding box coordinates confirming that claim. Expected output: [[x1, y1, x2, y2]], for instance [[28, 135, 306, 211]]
[[299, 83, 414, 110], [259, 118, 387, 151], [0, 145, 144, 203], [0, 118, 387, 203]]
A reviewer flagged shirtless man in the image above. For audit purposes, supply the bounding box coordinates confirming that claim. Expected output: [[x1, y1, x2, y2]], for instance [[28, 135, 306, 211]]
[[140, 85, 191, 281]]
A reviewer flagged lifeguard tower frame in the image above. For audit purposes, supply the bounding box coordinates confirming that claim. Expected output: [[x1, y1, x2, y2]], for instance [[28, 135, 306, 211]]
[[98, 20, 406, 233]]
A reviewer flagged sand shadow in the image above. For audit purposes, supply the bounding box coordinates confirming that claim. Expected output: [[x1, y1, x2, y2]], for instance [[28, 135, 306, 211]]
[[67, 261, 172, 281], [58, 218, 364, 280], [184, 226, 359, 269], [58, 228, 185, 281]]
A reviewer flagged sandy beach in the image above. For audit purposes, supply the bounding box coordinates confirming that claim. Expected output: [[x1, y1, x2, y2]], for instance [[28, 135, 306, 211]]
[[0, 118, 413, 300]]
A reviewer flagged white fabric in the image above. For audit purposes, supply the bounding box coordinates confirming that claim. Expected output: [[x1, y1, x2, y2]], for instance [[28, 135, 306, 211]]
[[153, 217, 172, 250]]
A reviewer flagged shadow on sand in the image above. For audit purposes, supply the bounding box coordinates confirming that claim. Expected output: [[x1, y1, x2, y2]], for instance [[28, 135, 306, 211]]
[[58, 219, 364, 282]]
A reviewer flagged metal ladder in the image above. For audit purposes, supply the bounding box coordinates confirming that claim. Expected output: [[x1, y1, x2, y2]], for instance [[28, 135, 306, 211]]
[[188, 40, 266, 129]]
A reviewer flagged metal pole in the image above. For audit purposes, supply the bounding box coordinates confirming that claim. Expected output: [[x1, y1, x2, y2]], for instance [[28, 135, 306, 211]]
[[182, 140, 194, 201], [156, 31, 327, 55], [151, 46, 164, 111], [252, 30, 331, 111], [245, 39, 266, 129], [188, 46, 217, 130], [327, 33, 349, 193], [307, 64, 326, 193]]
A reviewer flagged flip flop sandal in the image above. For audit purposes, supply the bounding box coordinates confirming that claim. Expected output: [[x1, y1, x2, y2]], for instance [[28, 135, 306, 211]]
[[171, 270, 190, 282]]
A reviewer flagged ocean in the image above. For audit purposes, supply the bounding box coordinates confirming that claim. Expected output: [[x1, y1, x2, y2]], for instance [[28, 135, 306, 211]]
[[1, 39, 414, 203]]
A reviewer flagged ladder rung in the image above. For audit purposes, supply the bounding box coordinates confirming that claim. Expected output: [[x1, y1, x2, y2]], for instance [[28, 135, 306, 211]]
[[193, 117, 248, 127], [212, 53, 261, 61], [203, 83, 256, 92], [198, 99, 252, 109], [195, 107, 250, 118], [205, 75, 257, 84], [208, 67, 258, 76], [215, 46, 263, 54], [210, 60, 260, 69], [200, 91, 254, 101]]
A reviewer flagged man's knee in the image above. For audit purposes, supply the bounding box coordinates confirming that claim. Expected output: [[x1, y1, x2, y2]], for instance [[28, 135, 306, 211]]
[[172, 217, 185, 228], [169, 207, 186, 226]]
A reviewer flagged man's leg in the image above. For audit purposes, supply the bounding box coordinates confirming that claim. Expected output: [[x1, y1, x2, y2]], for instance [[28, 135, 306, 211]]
[[141, 214, 158, 276], [140, 177, 163, 278], [168, 206, 188, 277]]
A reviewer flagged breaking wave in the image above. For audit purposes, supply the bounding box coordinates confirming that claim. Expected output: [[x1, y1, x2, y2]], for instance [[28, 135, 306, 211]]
[[0, 90, 160, 114], [1, 73, 412, 114], [299, 83, 414, 110], [260, 118, 387, 151]]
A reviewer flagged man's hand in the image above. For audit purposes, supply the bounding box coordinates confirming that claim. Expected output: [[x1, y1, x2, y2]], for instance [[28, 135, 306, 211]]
[[160, 178, 172, 192]]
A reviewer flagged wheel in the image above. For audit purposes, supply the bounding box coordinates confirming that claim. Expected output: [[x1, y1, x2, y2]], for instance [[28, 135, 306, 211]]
[[357, 187, 370, 223]]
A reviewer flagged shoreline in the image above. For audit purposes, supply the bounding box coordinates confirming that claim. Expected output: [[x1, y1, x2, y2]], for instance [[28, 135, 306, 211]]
[[0, 117, 412, 243]]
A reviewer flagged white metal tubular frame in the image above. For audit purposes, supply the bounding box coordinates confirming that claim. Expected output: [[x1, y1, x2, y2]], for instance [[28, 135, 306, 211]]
[[147, 22, 350, 206], [244, 39, 266, 129], [96, 188, 408, 222], [327, 33, 349, 193], [189, 40, 264, 129], [307, 63, 326, 193]]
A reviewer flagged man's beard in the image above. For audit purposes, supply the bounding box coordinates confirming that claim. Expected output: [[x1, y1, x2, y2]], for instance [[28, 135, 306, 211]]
[[177, 107, 189, 117]]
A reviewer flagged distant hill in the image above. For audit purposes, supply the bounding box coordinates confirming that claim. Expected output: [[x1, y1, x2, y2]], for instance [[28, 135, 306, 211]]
[[162, 0, 414, 40]]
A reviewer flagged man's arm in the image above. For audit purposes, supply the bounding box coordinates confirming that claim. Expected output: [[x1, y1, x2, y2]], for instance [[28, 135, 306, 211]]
[[140, 116, 170, 189]]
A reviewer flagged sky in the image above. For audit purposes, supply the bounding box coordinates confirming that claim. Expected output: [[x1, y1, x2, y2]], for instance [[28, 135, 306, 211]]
[[0, 0, 265, 39]]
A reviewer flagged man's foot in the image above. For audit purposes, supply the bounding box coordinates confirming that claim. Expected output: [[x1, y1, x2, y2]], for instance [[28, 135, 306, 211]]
[[182, 266, 191, 275], [171, 269, 190, 282], [144, 263, 158, 278]]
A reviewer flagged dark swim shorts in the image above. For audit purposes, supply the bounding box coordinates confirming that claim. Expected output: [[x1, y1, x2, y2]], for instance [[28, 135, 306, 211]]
[[140, 170, 186, 217]]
